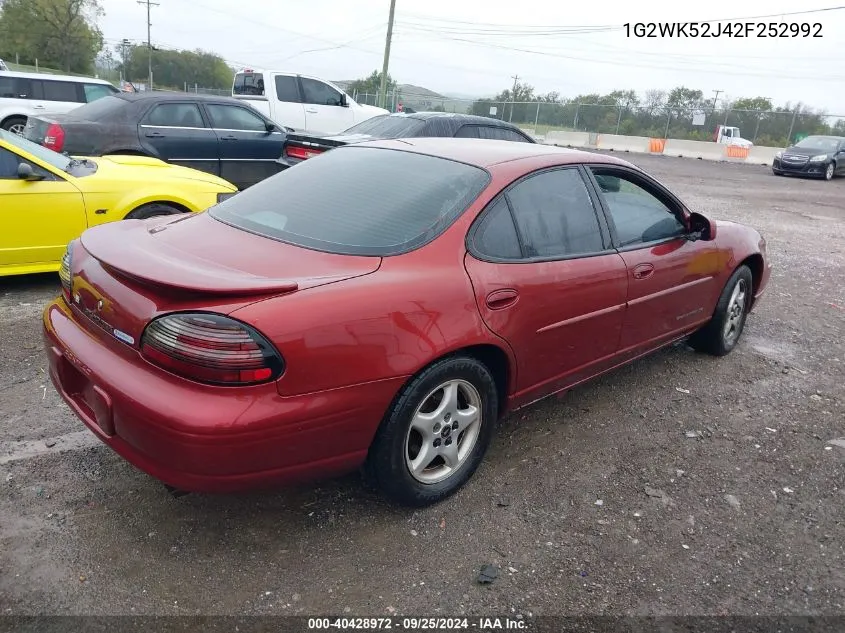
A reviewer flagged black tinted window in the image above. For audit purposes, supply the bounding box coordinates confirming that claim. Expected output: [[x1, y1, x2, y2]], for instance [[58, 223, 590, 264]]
[[0, 147, 19, 179], [454, 126, 479, 139], [206, 104, 266, 131], [210, 146, 490, 256], [472, 198, 521, 259], [0, 76, 23, 98], [274, 76, 300, 102], [507, 168, 603, 258], [145, 103, 205, 127], [233, 72, 264, 96], [342, 115, 426, 137], [301, 78, 343, 106], [478, 126, 530, 142], [40, 80, 81, 102], [590, 169, 685, 246]]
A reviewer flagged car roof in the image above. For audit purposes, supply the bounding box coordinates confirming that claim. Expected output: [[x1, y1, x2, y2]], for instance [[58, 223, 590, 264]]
[[0, 70, 113, 85], [401, 111, 523, 127], [350, 137, 633, 169], [115, 91, 242, 103]]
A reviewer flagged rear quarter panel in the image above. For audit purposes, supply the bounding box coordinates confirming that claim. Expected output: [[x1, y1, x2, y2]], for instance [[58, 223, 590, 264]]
[[230, 241, 513, 399]]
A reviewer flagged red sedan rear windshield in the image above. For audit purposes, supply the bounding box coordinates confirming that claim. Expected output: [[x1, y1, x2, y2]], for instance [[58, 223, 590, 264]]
[[209, 146, 490, 256]]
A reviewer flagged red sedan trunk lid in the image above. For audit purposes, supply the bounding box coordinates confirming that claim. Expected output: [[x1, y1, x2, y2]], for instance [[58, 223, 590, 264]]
[[70, 213, 381, 348]]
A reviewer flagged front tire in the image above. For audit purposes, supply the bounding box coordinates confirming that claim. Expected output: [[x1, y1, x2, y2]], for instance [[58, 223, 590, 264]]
[[824, 162, 835, 181], [124, 202, 185, 220], [689, 265, 753, 356], [365, 356, 498, 507]]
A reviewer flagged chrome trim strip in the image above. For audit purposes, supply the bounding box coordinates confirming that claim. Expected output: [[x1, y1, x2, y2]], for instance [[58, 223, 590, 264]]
[[628, 276, 714, 307], [536, 303, 625, 334]]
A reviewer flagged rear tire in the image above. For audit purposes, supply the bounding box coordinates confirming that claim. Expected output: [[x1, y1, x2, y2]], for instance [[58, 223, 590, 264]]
[[364, 356, 498, 507], [2, 116, 27, 136], [689, 265, 753, 357], [124, 202, 185, 220]]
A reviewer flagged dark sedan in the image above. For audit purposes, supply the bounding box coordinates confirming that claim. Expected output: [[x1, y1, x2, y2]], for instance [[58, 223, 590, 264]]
[[772, 135, 845, 181], [279, 111, 536, 167], [23, 92, 289, 190]]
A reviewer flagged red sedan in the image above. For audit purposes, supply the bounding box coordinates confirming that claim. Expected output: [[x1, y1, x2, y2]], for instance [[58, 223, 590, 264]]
[[43, 138, 771, 507]]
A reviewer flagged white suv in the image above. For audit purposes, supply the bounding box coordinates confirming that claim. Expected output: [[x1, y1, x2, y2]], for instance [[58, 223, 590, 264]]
[[0, 70, 118, 135], [232, 69, 389, 136]]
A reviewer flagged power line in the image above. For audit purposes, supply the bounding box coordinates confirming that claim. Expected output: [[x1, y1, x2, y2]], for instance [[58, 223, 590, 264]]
[[392, 30, 845, 82]]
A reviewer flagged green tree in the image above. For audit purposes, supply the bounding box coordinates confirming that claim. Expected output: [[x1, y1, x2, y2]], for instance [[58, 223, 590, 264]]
[[346, 70, 397, 98], [0, 0, 104, 73], [123, 45, 233, 89]]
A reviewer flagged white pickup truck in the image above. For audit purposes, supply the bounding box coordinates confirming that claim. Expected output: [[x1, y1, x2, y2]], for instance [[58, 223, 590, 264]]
[[232, 69, 389, 136], [714, 125, 753, 147]]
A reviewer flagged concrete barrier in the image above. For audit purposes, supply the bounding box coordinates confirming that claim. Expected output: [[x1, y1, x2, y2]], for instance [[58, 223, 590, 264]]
[[544, 130, 591, 148], [746, 146, 781, 166], [596, 134, 651, 153], [519, 127, 536, 137], [664, 139, 726, 161]]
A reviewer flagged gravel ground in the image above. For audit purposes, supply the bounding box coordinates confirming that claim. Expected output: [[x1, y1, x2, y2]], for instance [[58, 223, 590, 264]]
[[1, 154, 843, 622]]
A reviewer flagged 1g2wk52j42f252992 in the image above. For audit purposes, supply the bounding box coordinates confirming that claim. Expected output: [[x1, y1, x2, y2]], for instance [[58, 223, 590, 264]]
[[43, 138, 771, 507]]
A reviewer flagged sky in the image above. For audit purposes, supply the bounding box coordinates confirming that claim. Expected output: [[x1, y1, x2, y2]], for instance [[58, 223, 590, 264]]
[[98, 0, 845, 113]]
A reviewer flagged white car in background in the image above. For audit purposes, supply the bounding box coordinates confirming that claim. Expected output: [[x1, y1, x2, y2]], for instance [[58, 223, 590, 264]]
[[232, 68, 389, 135], [0, 70, 118, 134]]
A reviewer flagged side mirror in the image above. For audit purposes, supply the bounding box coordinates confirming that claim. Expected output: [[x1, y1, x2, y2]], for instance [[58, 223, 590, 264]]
[[265, 120, 276, 132], [17, 162, 44, 182], [687, 211, 717, 242]]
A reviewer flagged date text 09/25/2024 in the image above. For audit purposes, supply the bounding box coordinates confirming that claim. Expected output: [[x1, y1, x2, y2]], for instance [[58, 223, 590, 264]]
[[307, 617, 527, 631], [624, 22, 822, 38]]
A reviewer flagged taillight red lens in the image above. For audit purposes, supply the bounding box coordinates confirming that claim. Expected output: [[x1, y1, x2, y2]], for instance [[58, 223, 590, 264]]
[[140, 313, 283, 386], [44, 123, 65, 152], [285, 145, 322, 160]]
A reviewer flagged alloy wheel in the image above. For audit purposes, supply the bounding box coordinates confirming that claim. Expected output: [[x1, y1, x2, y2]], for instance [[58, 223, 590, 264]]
[[404, 379, 483, 484], [722, 278, 748, 347]]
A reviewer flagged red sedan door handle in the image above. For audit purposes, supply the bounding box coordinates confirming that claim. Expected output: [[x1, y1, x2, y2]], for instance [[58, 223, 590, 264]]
[[632, 263, 655, 279], [485, 289, 519, 310]]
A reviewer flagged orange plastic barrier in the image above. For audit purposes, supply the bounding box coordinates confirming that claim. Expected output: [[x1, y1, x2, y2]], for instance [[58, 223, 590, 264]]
[[648, 138, 666, 153], [724, 145, 750, 159]]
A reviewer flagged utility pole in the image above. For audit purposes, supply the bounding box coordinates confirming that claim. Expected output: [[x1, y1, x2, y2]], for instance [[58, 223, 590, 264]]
[[378, 0, 397, 110], [508, 74, 519, 122], [711, 89, 722, 111], [137, 0, 159, 91], [120, 38, 131, 83]]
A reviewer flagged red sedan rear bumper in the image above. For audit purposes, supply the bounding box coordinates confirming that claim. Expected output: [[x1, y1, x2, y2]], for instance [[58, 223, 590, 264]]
[[43, 298, 405, 493]]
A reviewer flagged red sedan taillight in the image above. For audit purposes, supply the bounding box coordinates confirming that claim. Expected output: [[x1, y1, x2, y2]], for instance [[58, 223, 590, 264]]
[[58, 241, 74, 303], [43, 123, 65, 152], [140, 313, 284, 386]]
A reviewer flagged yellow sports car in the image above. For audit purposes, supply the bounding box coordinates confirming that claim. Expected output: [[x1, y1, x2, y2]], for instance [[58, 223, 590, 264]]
[[0, 129, 238, 277]]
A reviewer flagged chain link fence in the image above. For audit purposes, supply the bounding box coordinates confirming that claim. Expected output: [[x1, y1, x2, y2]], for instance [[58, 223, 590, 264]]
[[354, 91, 845, 147]]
